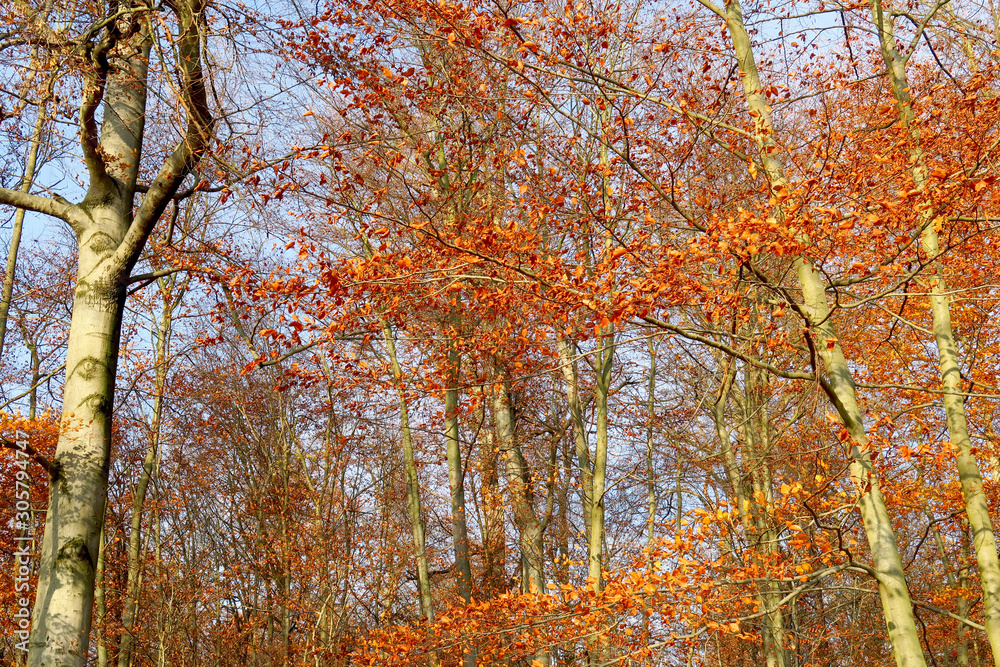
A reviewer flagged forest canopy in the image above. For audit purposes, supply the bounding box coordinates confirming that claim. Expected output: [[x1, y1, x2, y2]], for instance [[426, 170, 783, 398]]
[[2, 0, 1000, 666]]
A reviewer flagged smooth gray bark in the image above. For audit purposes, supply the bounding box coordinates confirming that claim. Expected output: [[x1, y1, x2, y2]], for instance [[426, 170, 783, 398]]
[[0, 5, 214, 665]]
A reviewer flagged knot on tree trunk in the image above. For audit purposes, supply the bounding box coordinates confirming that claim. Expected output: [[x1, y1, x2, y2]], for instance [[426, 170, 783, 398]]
[[57, 537, 95, 576]]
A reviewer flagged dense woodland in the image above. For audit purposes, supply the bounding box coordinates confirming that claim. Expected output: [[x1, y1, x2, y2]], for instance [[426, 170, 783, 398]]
[[2, 0, 1000, 665]]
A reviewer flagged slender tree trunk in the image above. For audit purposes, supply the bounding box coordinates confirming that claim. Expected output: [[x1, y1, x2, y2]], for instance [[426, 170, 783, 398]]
[[588, 325, 613, 594], [0, 3, 57, 364], [741, 367, 788, 667], [959, 523, 972, 667], [645, 338, 657, 558], [95, 523, 109, 667], [479, 410, 506, 598], [442, 325, 475, 667], [493, 380, 547, 594], [712, 358, 787, 667], [555, 430, 573, 588], [381, 321, 434, 622], [445, 340, 473, 604], [589, 105, 615, 597], [870, 2, 1000, 661], [719, 1, 927, 664], [0, 97, 48, 362], [12, 330, 42, 667], [796, 246, 925, 667], [276, 403, 293, 667], [557, 338, 593, 545], [643, 337, 658, 658], [118, 279, 183, 667]]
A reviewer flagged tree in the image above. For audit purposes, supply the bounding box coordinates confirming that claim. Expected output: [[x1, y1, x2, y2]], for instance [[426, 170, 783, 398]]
[[0, 1, 212, 663]]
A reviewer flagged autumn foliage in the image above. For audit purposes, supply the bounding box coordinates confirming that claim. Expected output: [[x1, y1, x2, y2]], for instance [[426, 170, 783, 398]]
[[4, 0, 1000, 665]]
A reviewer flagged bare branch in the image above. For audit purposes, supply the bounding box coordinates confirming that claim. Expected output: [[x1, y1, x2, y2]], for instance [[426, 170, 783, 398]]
[[0, 435, 58, 479], [0, 187, 84, 231]]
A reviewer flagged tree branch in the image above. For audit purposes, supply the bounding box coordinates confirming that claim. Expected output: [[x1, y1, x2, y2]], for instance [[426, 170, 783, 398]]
[[0, 187, 84, 231], [0, 435, 58, 479], [113, 0, 214, 280], [640, 315, 815, 381]]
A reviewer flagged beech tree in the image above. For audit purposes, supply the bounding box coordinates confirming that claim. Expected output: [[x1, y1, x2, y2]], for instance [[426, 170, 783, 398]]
[[0, 1, 213, 664]]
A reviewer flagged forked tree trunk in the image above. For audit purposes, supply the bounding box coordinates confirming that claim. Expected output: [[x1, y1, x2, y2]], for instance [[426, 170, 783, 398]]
[[0, 5, 214, 664]]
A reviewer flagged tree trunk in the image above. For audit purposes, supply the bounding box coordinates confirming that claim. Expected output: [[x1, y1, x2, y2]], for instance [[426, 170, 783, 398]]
[[0, 4, 212, 664], [381, 321, 435, 622], [118, 279, 183, 667], [95, 523, 109, 667], [493, 380, 546, 594], [0, 90, 48, 362], [444, 333, 474, 667], [493, 378, 550, 666], [870, 2, 1000, 660], [479, 411, 506, 598], [29, 278, 126, 666], [645, 338, 657, 560], [719, 1, 927, 664], [959, 523, 972, 667], [713, 358, 787, 667], [557, 338, 593, 546], [444, 341, 473, 605], [588, 324, 613, 594], [740, 367, 788, 667]]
